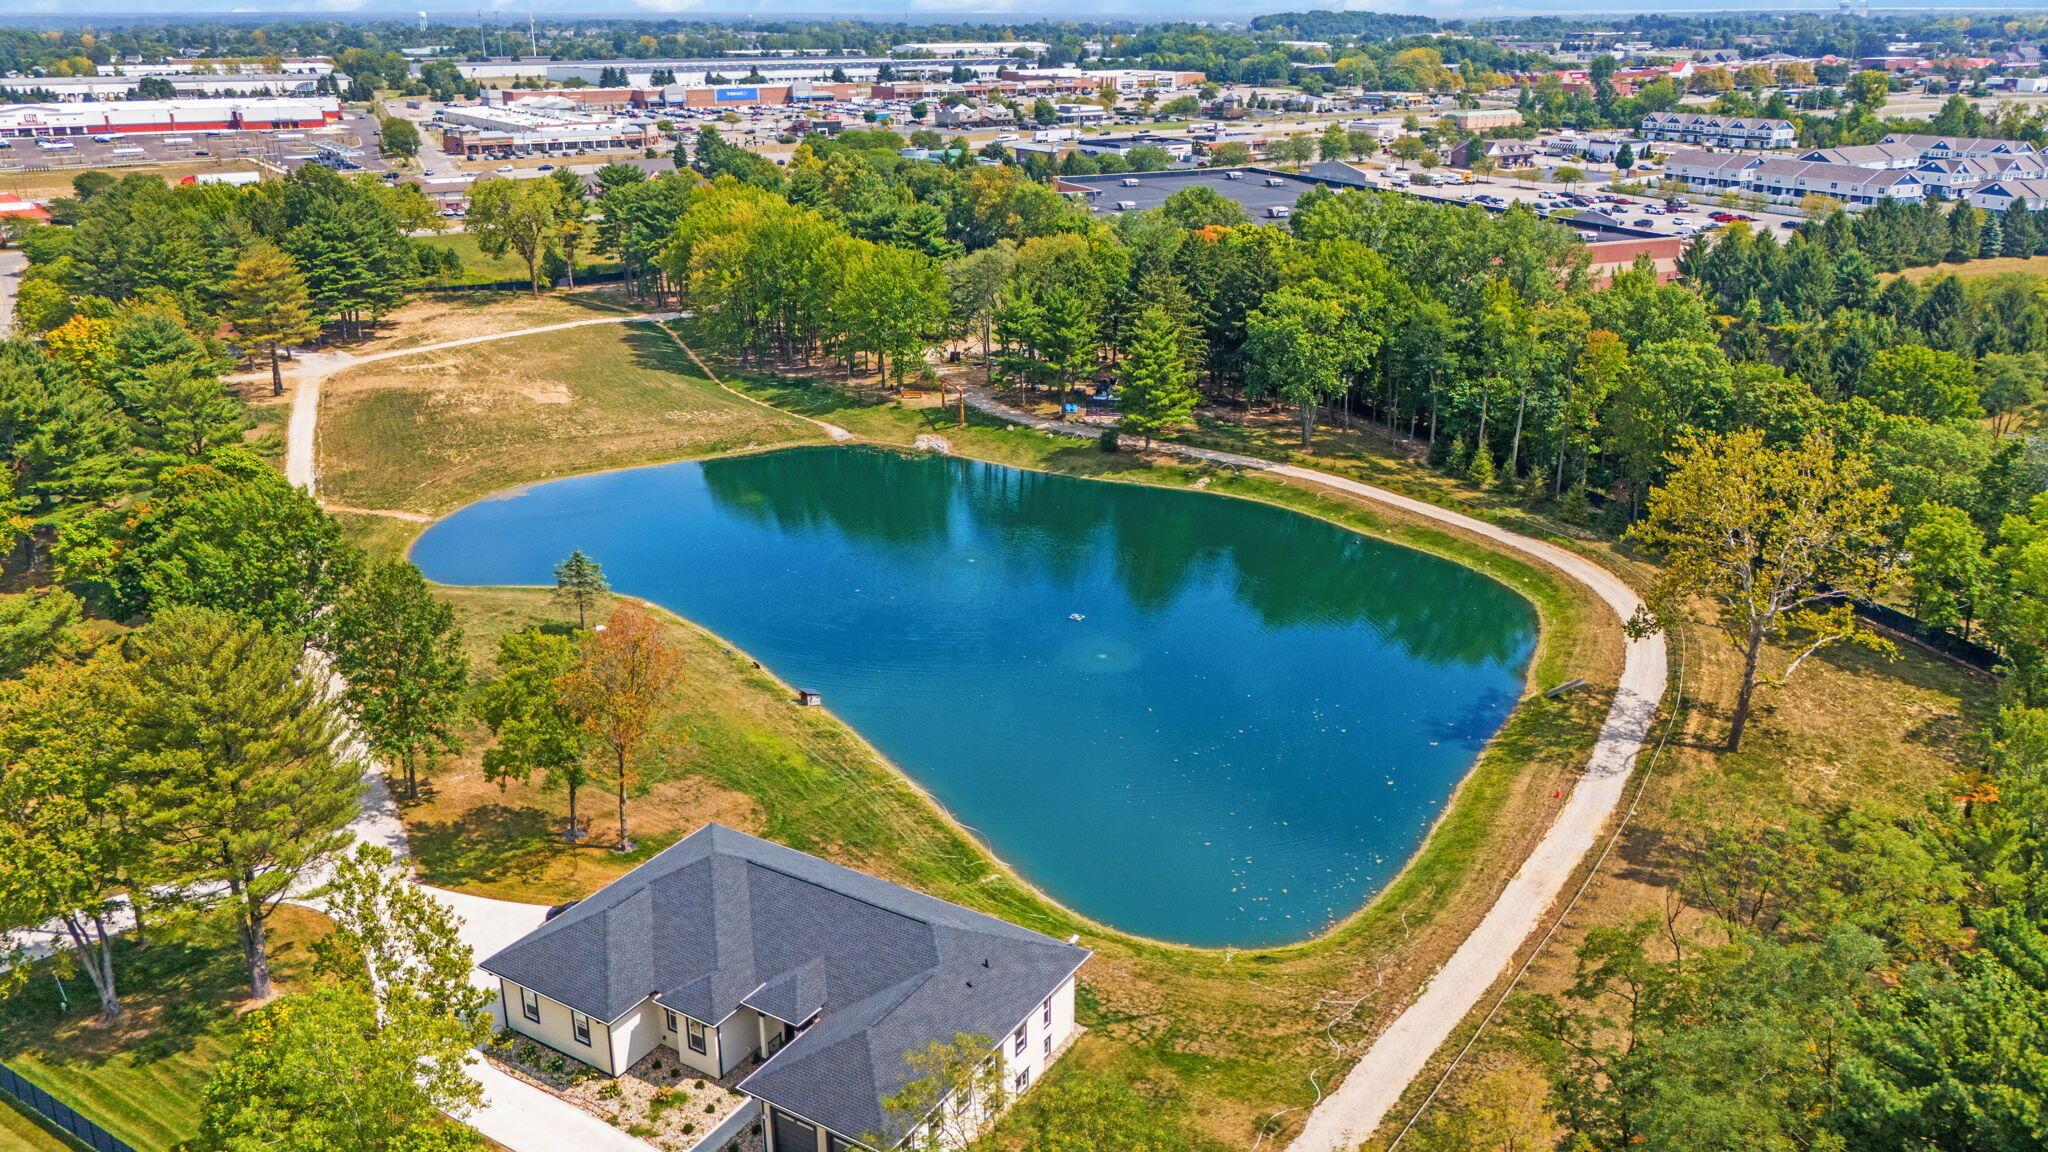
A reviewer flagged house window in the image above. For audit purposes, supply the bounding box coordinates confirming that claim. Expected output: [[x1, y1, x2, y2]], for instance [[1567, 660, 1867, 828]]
[[1015, 1067, 1030, 1093], [1041, 997, 1052, 1029], [1012, 1024, 1027, 1056], [1044, 1035, 1051, 1059], [519, 987, 541, 1023], [687, 1019, 708, 1055], [571, 1010, 592, 1046]]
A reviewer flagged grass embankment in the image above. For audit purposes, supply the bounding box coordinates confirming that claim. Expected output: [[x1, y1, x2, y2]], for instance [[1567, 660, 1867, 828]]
[[324, 305, 1629, 1145], [315, 318, 819, 517], [0, 908, 330, 1152], [1895, 254, 2048, 282]]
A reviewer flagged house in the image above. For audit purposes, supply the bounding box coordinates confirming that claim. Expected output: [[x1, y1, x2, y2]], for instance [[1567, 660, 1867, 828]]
[[1880, 133, 2038, 161], [1446, 137, 1540, 169], [1797, 142, 1928, 170], [1657, 149, 1925, 208], [482, 824, 1090, 1152], [1968, 178, 2048, 213], [1913, 154, 2048, 196], [1639, 112, 1795, 150]]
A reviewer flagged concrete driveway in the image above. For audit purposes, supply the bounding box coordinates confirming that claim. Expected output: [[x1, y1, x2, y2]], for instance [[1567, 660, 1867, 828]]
[[0, 248, 23, 340]]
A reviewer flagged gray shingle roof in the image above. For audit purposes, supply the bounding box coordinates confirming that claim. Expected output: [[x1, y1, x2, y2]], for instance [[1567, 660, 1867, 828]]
[[481, 824, 1089, 1142]]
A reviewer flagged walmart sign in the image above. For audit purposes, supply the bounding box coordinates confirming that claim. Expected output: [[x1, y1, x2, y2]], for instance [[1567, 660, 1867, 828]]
[[715, 87, 760, 102]]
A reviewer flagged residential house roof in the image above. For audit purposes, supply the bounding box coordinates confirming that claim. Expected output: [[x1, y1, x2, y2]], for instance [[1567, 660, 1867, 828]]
[[1800, 142, 1929, 167], [481, 824, 1089, 1144]]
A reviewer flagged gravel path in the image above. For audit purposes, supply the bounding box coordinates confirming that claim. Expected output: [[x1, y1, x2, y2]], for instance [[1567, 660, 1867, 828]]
[[281, 312, 680, 495], [957, 387, 1668, 1151]]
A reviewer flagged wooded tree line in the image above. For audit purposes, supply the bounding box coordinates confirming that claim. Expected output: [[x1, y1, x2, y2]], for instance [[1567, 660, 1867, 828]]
[[0, 162, 702, 1152]]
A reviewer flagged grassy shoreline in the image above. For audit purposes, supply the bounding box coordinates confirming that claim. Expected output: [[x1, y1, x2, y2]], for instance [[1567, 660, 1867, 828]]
[[315, 309, 1632, 1145]]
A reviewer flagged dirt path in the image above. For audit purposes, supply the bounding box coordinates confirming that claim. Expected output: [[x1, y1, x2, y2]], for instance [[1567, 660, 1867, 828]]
[[957, 386, 1668, 1151], [277, 312, 680, 495]]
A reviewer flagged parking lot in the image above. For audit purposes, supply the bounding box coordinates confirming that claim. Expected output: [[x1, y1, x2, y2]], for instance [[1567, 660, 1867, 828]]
[[1331, 161, 1808, 238], [0, 108, 387, 184]]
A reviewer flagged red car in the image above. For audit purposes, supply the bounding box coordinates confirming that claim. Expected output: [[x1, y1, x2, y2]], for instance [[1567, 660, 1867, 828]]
[[1709, 211, 1741, 222]]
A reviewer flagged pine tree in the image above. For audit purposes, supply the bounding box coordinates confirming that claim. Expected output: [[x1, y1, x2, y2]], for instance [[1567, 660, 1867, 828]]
[[112, 607, 360, 999], [1118, 307, 1199, 449], [553, 550, 609, 627], [224, 242, 319, 397], [1467, 440, 1497, 486]]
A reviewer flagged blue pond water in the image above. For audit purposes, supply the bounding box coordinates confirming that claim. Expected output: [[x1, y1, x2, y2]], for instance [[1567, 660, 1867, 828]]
[[411, 446, 1537, 947]]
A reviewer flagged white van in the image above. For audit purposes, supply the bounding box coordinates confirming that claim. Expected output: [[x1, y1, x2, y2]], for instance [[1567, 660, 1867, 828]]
[[163, 136, 194, 146], [1264, 176, 1286, 187], [1115, 199, 1137, 211], [36, 139, 74, 150], [1224, 170, 1244, 180], [1266, 206, 1292, 219], [1120, 177, 1139, 187]]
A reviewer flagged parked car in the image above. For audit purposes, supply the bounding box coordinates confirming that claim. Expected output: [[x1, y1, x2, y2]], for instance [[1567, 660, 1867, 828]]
[[537, 164, 555, 171], [1780, 220, 1802, 229]]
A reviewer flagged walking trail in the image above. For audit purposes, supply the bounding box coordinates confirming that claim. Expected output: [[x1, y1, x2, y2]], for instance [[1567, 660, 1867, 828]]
[[270, 311, 700, 1151], [957, 385, 1668, 1152], [280, 312, 680, 494]]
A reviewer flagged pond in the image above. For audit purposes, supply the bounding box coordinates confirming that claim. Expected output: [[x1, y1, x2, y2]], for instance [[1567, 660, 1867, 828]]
[[410, 446, 1537, 947]]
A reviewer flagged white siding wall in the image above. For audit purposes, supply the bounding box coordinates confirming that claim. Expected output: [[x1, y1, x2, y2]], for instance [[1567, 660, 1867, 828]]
[[657, 1005, 726, 1078], [610, 1001, 664, 1076], [500, 977, 616, 1074], [717, 1008, 760, 1076]]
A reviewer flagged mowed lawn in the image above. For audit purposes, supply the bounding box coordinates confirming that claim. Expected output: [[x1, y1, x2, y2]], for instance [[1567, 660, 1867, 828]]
[[0, 1103, 78, 1152], [316, 320, 821, 516], [0, 908, 330, 1152], [415, 230, 622, 290]]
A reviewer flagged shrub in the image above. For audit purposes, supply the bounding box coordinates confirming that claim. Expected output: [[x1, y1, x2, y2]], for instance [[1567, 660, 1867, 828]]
[[1098, 428, 1119, 452], [694, 1079, 706, 1090], [627, 1122, 659, 1138], [597, 1081, 623, 1100], [682, 1123, 696, 1135]]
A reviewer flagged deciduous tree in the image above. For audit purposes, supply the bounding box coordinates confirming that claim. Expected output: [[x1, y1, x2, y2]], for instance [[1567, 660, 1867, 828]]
[[1627, 430, 1897, 751], [328, 562, 469, 801], [560, 604, 681, 852]]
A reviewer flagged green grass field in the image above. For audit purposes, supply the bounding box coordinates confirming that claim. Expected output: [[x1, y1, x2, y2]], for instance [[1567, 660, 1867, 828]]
[[316, 320, 820, 515], [416, 231, 623, 289], [0, 909, 329, 1152], [0, 1100, 81, 1152]]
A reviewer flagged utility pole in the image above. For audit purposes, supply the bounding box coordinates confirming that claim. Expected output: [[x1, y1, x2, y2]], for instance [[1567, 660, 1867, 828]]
[[529, 10, 539, 59]]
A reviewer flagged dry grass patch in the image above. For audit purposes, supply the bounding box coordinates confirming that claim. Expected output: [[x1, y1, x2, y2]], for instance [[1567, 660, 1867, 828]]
[[1895, 254, 2048, 282], [316, 320, 820, 515], [351, 288, 635, 356]]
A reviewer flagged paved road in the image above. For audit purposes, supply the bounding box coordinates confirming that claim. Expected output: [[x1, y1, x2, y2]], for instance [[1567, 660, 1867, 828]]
[[956, 386, 1667, 1152], [0, 248, 23, 340]]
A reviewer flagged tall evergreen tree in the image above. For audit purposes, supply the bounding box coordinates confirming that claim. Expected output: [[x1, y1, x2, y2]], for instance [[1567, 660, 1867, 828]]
[[1117, 306, 1199, 448]]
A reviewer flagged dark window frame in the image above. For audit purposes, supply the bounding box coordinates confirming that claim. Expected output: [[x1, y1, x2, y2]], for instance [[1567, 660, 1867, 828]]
[[687, 1018, 708, 1055], [519, 986, 541, 1023], [1012, 1024, 1027, 1056], [571, 1009, 592, 1046]]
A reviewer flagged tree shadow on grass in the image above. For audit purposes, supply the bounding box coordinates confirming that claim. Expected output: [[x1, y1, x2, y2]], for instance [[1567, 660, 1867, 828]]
[[408, 802, 562, 890], [0, 927, 289, 1066]]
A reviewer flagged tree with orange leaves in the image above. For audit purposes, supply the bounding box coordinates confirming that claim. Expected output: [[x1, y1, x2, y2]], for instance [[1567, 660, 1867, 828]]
[[560, 603, 682, 852]]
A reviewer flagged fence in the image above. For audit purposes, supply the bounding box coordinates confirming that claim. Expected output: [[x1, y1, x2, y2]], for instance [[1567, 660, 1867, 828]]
[[0, 1063, 136, 1152], [1852, 598, 2001, 673]]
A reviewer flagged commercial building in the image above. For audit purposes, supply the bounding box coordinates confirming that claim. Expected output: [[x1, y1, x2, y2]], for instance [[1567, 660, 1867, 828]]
[[1447, 137, 1541, 168], [1639, 112, 1796, 150], [893, 41, 1046, 57], [659, 81, 860, 108], [0, 72, 328, 101], [0, 96, 342, 138], [1440, 108, 1525, 132], [436, 104, 656, 158], [449, 55, 1013, 88], [1075, 133, 1195, 162], [106, 58, 331, 77], [933, 102, 1015, 129], [486, 824, 1087, 1152]]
